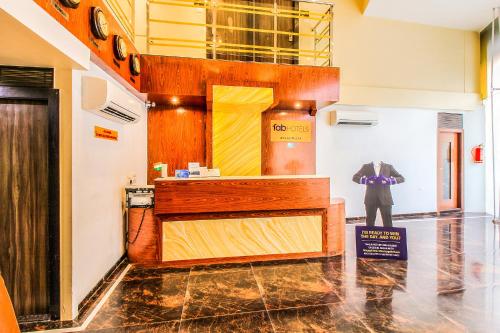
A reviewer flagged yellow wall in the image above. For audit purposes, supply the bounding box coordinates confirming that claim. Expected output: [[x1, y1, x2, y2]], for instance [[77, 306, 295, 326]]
[[162, 215, 323, 261], [54, 69, 73, 320], [331, 0, 480, 110], [212, 86, 273, 176], [135, 0, 207, 57]]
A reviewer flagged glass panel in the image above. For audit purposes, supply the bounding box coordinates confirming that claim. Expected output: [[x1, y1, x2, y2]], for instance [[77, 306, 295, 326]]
[[442, 141, 452, 200]]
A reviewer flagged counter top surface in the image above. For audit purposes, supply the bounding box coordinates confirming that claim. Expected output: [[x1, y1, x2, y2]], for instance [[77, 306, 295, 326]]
[[155, 175, 329, 181]]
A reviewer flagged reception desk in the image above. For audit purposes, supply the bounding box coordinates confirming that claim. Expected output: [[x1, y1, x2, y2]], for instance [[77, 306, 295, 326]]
[[146, 175, 344, 265]]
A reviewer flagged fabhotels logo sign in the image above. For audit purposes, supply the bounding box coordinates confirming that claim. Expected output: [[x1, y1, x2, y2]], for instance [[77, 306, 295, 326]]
[[270, 120, 312, 142]]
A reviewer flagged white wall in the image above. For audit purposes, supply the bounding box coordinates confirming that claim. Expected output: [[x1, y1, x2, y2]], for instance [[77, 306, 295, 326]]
[[463, 108, 487, 212], [71, 63, 147, 314], [317, 107, 485, 218]]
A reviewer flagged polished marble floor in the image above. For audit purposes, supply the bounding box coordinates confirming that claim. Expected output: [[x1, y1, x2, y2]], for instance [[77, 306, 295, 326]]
[[80, 215, 500, 333]]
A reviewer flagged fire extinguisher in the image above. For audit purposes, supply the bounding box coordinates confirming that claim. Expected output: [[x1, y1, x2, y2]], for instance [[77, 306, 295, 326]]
[[471, 144, 483, 163]]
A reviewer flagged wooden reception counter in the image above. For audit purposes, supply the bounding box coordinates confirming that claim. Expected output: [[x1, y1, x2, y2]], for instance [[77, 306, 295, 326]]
[[146, 175, 344, 265]]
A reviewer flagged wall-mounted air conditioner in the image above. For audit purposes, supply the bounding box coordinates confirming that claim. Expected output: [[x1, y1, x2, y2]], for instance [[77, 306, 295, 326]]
[[82, 76, 142, 124], [330, 111, 378, 126]]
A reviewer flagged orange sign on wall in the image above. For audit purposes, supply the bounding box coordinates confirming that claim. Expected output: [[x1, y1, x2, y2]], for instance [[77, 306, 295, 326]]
[[270, 120, 312, 142], [95, 126, 118, 141]]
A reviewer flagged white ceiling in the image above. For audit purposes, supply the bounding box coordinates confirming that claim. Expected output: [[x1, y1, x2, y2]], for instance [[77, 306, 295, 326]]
[[363, 0, 500, 32]]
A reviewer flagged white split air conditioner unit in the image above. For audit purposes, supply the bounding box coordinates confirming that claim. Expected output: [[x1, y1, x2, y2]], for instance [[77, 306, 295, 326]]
[[82, 76, 142, 124], [330, 110, 378, 126]]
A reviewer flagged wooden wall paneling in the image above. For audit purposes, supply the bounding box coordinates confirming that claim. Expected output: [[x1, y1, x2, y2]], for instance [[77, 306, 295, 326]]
[[33, 0, 140, 93], [147, 106, 206, 183], [154, 177, 330, 214], [141, 55, 340, 103], [261, 109, 316, 175]]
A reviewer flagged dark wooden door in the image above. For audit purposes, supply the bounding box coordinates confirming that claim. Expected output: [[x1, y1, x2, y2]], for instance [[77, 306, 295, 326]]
[[437, 130, 462, 212], [0, 99, 51, 319]]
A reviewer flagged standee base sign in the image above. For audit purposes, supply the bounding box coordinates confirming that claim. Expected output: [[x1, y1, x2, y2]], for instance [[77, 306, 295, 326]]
[[355, 226, 408, 260]]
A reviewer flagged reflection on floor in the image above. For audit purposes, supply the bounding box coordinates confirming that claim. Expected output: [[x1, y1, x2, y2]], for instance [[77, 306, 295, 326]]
[[48, 216, 500, 332]]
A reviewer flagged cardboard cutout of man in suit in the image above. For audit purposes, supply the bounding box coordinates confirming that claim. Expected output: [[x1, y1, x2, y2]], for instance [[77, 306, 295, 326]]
[[353, 162, 405, 227]]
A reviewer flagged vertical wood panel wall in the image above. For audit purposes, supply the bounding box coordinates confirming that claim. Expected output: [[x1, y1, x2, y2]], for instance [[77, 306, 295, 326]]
[[262, 109, 316, 175], [147, 106, 206, 183], [148, 106, 316, 181]]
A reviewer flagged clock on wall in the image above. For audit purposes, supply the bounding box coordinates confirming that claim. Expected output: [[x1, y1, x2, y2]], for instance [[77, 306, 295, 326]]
[[113, 35, 128, 61], [90, 7, 109, 41], [59, 0, 80, 9], [130, 54, 141, 76]]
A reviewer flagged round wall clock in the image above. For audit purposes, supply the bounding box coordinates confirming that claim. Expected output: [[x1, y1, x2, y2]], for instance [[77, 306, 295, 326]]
[[90, 7, 109, 41], [60, 0, 80, 9], [130, 54, 141, 76], [113, 35, 128, 61]]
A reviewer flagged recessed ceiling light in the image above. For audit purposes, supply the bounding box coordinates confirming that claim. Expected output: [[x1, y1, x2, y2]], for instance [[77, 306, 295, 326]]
[[171, 96, 180, 105]]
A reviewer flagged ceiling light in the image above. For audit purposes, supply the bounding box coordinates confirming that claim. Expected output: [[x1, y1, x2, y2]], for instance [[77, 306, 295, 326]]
[[294, 102, 302, 109], [171, 96, 180, 105]]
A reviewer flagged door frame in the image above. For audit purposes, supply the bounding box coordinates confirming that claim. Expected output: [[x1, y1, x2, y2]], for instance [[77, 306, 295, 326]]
[[437, 128, 464, 214], [0, 86, 60, 319]]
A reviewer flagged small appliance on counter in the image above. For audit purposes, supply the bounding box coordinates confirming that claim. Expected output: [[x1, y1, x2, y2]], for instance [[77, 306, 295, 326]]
[[125, 185, 155, 208], [153, 162, 168, 178]]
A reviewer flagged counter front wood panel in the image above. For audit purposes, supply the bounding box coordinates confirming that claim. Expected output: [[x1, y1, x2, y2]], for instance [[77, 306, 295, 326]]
[[154, 177, 330, 215], [326, 198, 345, 256], [162, 215, 322, 261]]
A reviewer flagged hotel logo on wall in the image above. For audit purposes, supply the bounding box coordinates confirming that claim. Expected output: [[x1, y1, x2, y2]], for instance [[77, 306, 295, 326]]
[[270, 120, 312, 142], [95, 126, 118, 141]]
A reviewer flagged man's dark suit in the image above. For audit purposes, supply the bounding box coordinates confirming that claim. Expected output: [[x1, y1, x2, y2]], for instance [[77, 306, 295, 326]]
[[352, 162, 405, 227]]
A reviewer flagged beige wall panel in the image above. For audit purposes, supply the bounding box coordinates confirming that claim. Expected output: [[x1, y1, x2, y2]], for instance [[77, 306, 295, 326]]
[[147, 3, 207, 58], [334, 0, 466, 92], [162, 215, 323, 261]]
